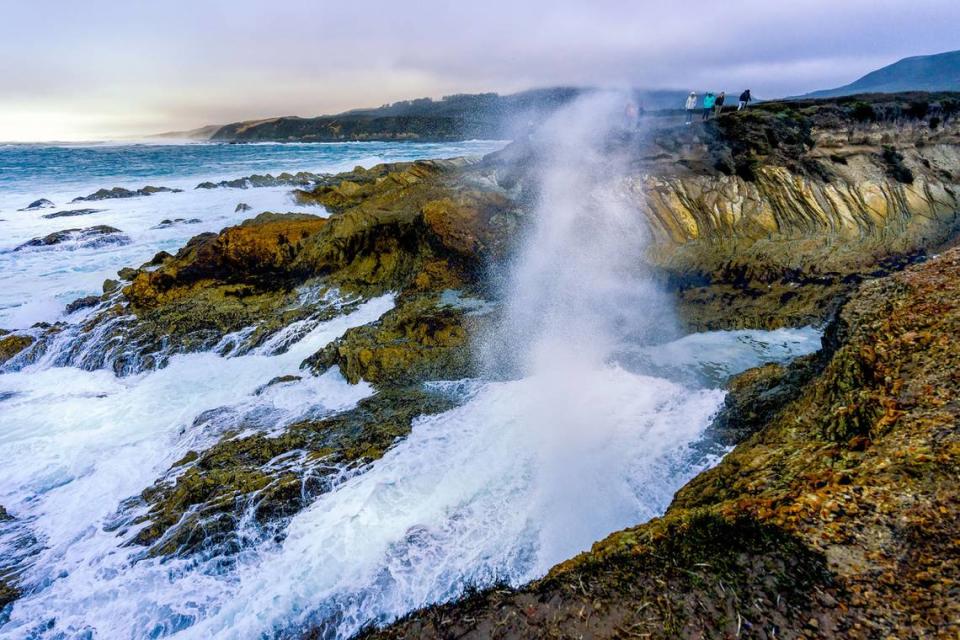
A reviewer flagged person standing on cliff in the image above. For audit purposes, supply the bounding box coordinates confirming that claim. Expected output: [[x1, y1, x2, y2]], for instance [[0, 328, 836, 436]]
[[738, 89, 752, 110], [702, 92, 716, 120], [714, 91, 726, 117], [685, 92, 697, 124]]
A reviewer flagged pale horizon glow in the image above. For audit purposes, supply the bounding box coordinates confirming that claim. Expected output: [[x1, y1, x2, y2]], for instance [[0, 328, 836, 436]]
[[1, 0, 958, 142]]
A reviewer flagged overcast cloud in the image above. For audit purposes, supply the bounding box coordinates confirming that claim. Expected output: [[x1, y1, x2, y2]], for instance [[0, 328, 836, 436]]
[[1, 0, 957, 140]]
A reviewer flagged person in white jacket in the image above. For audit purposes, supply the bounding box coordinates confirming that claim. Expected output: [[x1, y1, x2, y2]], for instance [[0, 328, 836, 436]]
[[685, 92, 697, 124]]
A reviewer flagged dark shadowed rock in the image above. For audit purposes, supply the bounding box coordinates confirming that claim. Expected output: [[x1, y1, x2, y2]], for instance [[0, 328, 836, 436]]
[[65, 296, 101, 314], [14, 225, 129, 251], [151, 218, 202, 229], [41, 208, 105, 219], [71, 186, 182, 202], [195, 172, 323, 190], [18, 198, 54, 211], [235, 203, 252, 212]]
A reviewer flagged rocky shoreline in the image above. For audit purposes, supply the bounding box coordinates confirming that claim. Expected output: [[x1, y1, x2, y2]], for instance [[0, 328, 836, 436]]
[[1, 93, 959, 636], [363, 246, 960, 639]]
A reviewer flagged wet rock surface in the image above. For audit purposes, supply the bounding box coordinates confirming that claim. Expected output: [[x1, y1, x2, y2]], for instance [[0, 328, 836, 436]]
[[0, 333, 34, 365], [71, 186, 182, 202], [151, 217, 201, 229], [17, 198, 54, 211], [196, 171, 324, 189], [129, 387, 458, 558], [365, 247, 960, 640], [41, 208, 105, 219], [13, 225, 129, 251]]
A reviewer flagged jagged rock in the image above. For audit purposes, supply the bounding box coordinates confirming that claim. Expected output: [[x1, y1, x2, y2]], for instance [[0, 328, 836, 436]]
[[130, 388, 458, 557], [14, 225, 129, 251], [368, 247, 960, 640], [151, 217, 201, 229], [65, 296, 101, 314], [195, 171, 322, 190], [254, 374, 301, 395], [117, 267, 138, 281], [235, 202, 252, 212], [125, 212, 328, 308], [305, 294, 481, 386], [18, 198, 54, 211], [70, 186, 182, 202], [0, 333, 34, 364], [41, 208, 104, 219]]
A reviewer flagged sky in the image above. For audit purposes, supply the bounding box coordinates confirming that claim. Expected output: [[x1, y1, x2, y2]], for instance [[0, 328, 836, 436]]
[[1, 0, 958, 141]]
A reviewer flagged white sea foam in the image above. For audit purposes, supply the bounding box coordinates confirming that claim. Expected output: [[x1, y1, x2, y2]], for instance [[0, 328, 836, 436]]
[[0, 296, 393, 638]]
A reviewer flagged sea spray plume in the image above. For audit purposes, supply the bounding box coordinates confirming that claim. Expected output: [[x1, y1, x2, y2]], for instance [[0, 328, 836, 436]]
[[175, 94, 723, 639], [486, 90, 678, 377], [480, 91, 689, 566]]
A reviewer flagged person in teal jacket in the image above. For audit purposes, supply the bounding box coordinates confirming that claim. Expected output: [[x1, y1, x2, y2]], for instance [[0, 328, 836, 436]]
[[702, 92, 716, 120]]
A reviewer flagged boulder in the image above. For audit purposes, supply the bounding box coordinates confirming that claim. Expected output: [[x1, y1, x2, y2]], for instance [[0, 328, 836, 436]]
[[71, 186, 182, 202], [0, 333, 34, 364], [14, 225, 128, 251], [18, 198, 54, 211], [65, 296, 101, 314]]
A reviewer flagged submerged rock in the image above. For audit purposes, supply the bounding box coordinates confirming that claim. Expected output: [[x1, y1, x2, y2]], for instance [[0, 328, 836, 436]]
[[235, 202, 252, 212], [367, 247, 960, 640], [151, 217, 201, 229], [14, 225, 129, 251], [41, 208, 105, 219], [70, 185, 182, 202], [17, 198, 54, 211]]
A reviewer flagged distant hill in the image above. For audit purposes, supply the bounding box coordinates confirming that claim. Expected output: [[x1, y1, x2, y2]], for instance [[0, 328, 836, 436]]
[[207, 88, 691, 142], [801, 50, 960, 99], [147, 124, 223, 140]]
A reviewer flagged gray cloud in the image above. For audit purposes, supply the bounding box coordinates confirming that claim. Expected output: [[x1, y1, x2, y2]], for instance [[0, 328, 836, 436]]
[[1, 0, 957, 140]]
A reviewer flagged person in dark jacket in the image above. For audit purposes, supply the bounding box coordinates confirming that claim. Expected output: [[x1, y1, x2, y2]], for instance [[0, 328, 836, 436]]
[[714, 91, 726, 116], [738, 89, 752, 110]]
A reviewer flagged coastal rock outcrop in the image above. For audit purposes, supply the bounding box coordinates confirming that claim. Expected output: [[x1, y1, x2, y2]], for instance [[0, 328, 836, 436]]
[[0, 332, 34, 365], [17, 198, 54, 211], [41, 208, 105, 219], [14, 225, 129, 251], [71, 185, 182, 202], [363, 244, 960, 640], [129, 387, 458, 557], [196, 172, 323, 189]]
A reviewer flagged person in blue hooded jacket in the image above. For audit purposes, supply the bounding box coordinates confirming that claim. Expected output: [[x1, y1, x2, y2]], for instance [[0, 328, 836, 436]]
[[702, 92, 716, 120]]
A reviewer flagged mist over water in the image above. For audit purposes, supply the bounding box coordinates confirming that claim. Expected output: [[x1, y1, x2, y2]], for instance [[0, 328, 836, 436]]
[[185, 93, 729, 637], [0, 129, 820, 638]]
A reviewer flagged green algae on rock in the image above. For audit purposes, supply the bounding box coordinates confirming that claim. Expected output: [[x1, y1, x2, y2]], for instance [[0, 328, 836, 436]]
[[0, 333, 34, 365], [304, 293, 488, 387]]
